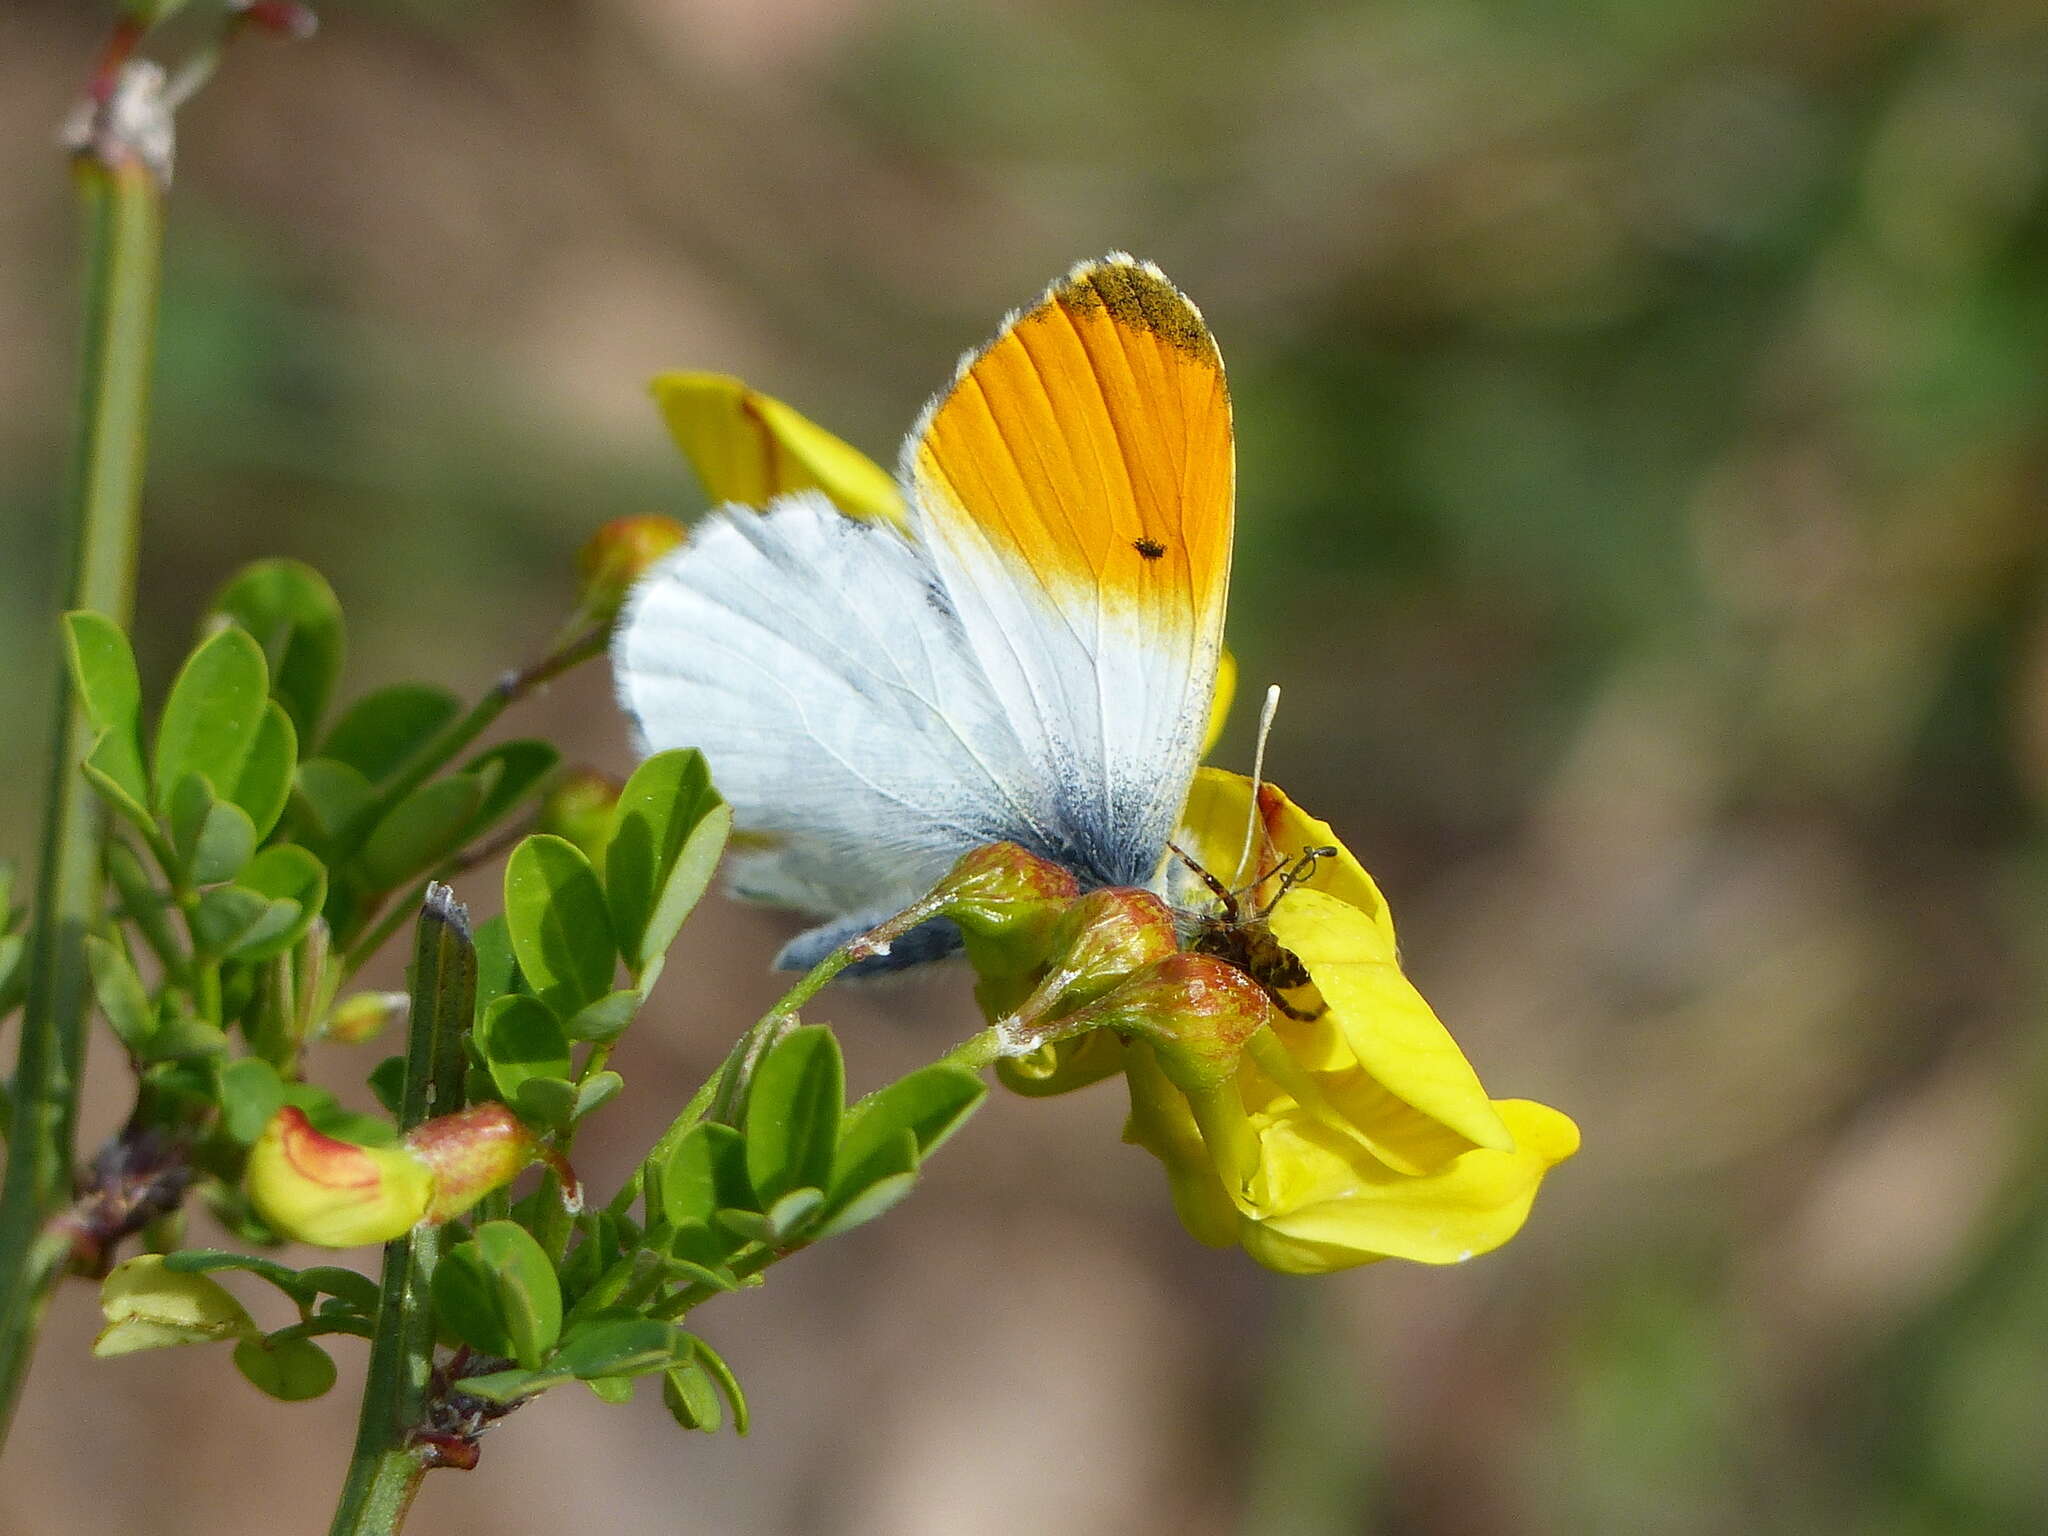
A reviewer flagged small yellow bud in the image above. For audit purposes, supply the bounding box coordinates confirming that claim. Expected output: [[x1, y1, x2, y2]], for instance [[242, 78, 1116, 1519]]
[[321, 990, 407, 1045], [577, 514, 686, 625]]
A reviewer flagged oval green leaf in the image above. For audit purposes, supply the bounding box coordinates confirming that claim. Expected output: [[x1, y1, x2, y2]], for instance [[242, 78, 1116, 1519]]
[[504, 835, 616, 1017]]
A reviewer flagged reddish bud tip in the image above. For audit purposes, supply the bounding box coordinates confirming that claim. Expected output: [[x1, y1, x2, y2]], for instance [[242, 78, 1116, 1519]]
[[1044, 953, 1277, 1093], [577, 515, 687, 623], [404, 1103, 543, 1224]]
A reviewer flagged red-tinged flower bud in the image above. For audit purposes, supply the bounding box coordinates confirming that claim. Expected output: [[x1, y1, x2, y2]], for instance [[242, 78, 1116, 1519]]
[[321, 990, 407, 1045], [1022, 953, 1276, 1094], [995, 887, 1179, 1037], [538, 768, 621, 864], [577, 515, 686, 624], [404, 1103, 554, 1223], [246, 1108, 434, 1248], [247, 1103, 562, 1248]]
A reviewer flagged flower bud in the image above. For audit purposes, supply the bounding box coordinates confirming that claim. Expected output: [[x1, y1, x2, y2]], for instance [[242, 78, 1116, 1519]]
[[246, 1108, 434, 1248], [993, 887, 1179, 1040], [246, 1104, 550, 1248], [577, 514, 686, 625], [405, 1103, 552, 1223], [538, 768, 621, 865], [321, 990, 407, 1046], [1022, 952, 1275, 1094], [851, 842, 1080, 991]]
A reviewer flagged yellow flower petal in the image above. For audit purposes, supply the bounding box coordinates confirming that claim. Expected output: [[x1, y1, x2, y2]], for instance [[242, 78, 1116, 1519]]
[[1172, 769, 1394, 949], [650, 371, 907, 526], [1241, 1098, 1581, 1273], [1267, 887, 1512, 1154]]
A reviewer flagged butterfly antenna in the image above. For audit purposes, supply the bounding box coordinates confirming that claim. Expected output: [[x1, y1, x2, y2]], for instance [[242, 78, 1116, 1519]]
[[1234, 684, 1283, 884]]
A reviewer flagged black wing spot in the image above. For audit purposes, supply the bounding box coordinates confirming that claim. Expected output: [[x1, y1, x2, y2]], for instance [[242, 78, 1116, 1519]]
[[1133, 537, 1166, 560]]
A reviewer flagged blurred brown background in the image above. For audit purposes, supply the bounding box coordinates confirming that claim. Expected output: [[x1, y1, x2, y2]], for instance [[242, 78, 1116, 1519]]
[[6, 0, 2048, 1532]]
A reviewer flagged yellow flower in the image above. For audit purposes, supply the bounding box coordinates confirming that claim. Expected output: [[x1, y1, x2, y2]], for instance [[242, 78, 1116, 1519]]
[[1122, 768, 1579, 1273], [645, 373, 1237, 749]]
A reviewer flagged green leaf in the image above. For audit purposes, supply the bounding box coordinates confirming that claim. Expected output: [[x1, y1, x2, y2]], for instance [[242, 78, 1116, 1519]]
[[227, 702, 298, 840], [662, 1360, 721, 1432], [318, 683, 459, 784], [233, 1334, 338, 1400], [743, 1025, 843, 1208], [64, 610, 141, 731], [605, 750, 730, 976], [82, 732, 155, 833], [463, 739, 561, 829], [227, 844, 328, 962], [294, 1265, 380, 1314], [552, 1317, 687, 1381], [64, 612, 147, 805], [192, 885, 289, 960], [839, 1064, 987, 1170], [84, 934, 155, 1055], [367, 1054, 407, 1115], [564, 989, 639, 1044], [511, 1076, 579, 1132], [217, 1057, 287, 1144], [815, 1144, 919, 1241], [357, 774, 485, 891], [472, 915, 518, 1015], [167, 773, 259, 888], [94, 1255, 257, 1356], [504, 835, 617, 1017], [140, 1007, 232, 1061], [657, 1122, 754, 1229], [455, 1367, 566, 1405], [292, 757, 379, 850], [480, 994, 571, 1104], [432, 1221, 563, 1371], [575, 1070, 624, 1121], [207, 559, 345, 738], [152, 625, 271, 816], [693, 1335, 749, 1435], [763, 1186, 825, 1242]]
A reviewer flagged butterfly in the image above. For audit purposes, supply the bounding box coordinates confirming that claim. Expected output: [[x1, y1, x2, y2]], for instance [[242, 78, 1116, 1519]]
[[613, 254, 1234, 971]]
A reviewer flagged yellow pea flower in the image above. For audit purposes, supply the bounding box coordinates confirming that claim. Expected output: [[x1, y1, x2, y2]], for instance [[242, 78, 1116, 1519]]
[[1119, 768, 1579, 1273]]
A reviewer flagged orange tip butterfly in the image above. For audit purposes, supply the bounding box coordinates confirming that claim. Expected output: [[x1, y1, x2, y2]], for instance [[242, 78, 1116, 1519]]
[[613, 254, 1233, 970]]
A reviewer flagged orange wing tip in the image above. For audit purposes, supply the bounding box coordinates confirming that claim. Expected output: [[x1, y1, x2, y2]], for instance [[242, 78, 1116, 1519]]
[[899, 254, 1221, 480]]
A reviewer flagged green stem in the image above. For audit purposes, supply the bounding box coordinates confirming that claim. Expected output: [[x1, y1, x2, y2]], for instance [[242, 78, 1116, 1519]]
[[328, 888, 475, 1536], [0, 73, 165, 1458]]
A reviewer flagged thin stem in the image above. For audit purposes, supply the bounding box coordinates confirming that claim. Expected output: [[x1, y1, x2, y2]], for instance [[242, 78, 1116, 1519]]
[[0, 73, 165, 1457], [328, 888, 474, 1536]]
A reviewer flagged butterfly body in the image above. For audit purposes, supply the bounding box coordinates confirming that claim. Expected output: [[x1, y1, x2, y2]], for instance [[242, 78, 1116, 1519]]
[[615, 255, 1234, 970]]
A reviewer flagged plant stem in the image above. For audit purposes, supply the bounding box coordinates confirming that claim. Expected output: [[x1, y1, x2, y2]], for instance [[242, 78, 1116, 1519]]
[[328, 887, 475, 1536], [0, 67, 166, 1457]]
